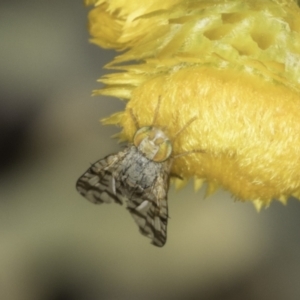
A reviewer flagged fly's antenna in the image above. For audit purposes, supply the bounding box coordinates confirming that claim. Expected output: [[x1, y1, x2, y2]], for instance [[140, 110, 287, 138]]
[[173, 149, 205, 159], [129, 108, 140, 130], [171, 115, 205, 158], [152, 96, 162, 126], [172, 116, 197, 141], [129, 96, 162, 130]]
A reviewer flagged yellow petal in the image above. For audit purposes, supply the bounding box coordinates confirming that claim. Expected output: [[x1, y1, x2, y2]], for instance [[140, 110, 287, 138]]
[[194, 177, 205, 192], [173, 177, 189, 190], [277, 195, 288, 205], [204, 181, 219, 199], [252, 199, 264, 212]]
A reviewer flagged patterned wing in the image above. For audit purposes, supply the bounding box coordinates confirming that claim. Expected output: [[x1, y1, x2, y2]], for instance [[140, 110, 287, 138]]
[[76, 146, 172, 247], [76, 150, 128, 205], [125, 163, 171, 247]]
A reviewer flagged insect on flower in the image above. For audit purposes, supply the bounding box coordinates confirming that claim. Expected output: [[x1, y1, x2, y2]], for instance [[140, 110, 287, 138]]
[[76, 97, 203, 247]]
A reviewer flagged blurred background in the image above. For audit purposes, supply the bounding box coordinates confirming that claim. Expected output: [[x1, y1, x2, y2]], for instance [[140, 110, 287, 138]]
[[1, 1, 300, 299]]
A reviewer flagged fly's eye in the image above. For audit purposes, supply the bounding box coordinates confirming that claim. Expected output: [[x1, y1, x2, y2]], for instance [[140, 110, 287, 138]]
[[133, 127, 152, 148], [153, 139, 172, 162]]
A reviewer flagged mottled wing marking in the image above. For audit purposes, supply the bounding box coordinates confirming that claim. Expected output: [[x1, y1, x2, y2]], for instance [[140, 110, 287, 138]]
[[76, 150, 128, 205], [127, 165, 170, 247]]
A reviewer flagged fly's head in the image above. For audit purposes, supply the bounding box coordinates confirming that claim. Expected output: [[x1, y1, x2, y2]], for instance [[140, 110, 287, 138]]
[[133, 126, 172, 162]]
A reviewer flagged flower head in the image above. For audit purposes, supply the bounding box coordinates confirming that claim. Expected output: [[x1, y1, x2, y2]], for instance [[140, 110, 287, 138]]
[[86, 0, 300, 210]]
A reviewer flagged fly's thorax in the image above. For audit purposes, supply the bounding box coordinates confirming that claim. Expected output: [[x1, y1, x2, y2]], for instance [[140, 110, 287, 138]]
[[133, 127, 172, 162]]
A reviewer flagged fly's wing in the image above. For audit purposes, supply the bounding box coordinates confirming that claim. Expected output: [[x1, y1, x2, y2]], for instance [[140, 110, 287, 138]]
[[76, 150, 128, 205], [126, 162, 171, 247], [76, 147, 171, 247]]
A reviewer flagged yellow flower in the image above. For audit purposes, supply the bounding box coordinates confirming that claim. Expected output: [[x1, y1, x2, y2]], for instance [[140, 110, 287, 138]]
[[85, 0, 300, 210]]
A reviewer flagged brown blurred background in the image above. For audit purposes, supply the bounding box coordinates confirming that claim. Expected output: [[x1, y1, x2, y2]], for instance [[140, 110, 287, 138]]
[[1, 1, 300, 300]]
